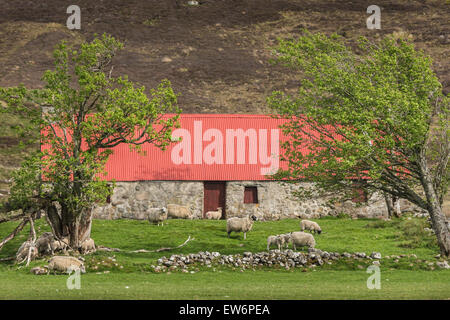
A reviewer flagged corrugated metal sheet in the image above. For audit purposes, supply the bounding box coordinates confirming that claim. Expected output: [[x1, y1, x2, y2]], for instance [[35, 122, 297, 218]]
[[102, 114, 291, 181], [41, 114, 319, 181]]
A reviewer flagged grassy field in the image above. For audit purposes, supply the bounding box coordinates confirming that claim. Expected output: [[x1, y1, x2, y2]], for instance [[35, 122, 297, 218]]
[[0, 216, 449, 299]]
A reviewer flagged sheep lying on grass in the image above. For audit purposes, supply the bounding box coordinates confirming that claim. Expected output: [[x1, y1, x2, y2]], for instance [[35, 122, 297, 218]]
[[300, 219, 322, 234], [226, 214, 257, 240], [51, 237, 69, 253], [167, 204, 192, 219], [15, 240, 38, 264], [80, 238, 96, 254], [36, 232, 54, 255], [148, 207, 168, 226], [31, 266, 47, 275], [267, 235, 285, 251], [205, 207, 222, 220], [36, 233, 68, 255], [48, 256, 86, 274], [290, 231, 316, 251]]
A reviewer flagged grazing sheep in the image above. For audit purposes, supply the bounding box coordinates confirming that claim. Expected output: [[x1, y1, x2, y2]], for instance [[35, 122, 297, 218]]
[[80, 238, 96, 254], [290, 231, 316, 251], [267, 235, 285, 251], [167, 204, 192, 219], [15, 240, 38, 263], [148, 207, 168, 226], [48, 256, 86, 274], [300, 219, 322, 234], [226, 214, 257, 240], [205, 207, 222, 220]]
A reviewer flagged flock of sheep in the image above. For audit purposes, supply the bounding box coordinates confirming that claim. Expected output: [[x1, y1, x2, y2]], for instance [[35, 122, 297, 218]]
[[16, 231, 95, 274], [148, 204, 323, 252], [23, 205, 323, 274], [267, 220, 322, 251]]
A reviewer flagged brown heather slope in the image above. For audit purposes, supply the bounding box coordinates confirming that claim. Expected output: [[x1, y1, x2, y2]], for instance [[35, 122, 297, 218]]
[[0, 0, 449, 114]]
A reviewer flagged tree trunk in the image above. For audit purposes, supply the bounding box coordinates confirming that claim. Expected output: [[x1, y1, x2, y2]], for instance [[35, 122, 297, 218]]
[[45, 202, 63, 238], [384, 193, 401, 219], [426, 199, 450, 257], [64, 207, 93, 249], [45, 202, 93, 250], [384, 193, 394, 219], [393, 197, 402, 217], [422, 176, 450, 257]]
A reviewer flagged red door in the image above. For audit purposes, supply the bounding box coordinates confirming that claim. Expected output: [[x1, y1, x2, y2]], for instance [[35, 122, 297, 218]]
[[203, 182, 226, 219]]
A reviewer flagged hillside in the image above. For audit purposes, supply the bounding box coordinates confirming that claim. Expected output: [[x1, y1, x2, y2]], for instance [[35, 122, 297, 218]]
[[0, 0, 449, 207], [0, 0, 449, 114]]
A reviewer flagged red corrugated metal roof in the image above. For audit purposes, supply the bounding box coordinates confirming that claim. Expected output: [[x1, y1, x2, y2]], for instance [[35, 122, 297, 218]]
[[103, 114, 290, 181], [41, 114, 370, 181]]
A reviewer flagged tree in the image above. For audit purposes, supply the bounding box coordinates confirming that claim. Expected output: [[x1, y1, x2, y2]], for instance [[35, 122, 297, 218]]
[[268, 31, 449, 256], [0, 34, 180, 249]]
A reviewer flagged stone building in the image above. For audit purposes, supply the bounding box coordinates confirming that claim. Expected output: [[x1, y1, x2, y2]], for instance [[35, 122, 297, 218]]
[[92, 114, 418, 220]]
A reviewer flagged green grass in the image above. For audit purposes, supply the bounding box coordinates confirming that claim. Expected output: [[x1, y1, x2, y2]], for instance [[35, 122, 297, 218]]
[[0, 217, 449, 299]]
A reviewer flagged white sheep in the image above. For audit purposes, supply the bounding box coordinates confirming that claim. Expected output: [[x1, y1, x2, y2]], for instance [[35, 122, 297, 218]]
[[280, 233, 292, 249], [300, 219, 322, 234], [30, 266, 47, 275], [51, 237, 69, 253], [226, 214, 257, 240], [267, 235, 285, 251], [148, 207, 168, 226], [48, 256, 86, 274], [290, 231, 316, 251], [36, 233, 68, 255], [35, 232, 54, 255], [167, 204, 192, 219], [80, 238, 96, 254], [205, 207, 222, 220]]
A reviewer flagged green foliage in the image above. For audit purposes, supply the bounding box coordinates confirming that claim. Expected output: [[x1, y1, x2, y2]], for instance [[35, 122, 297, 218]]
[[6, 155, 42, 210], [364, 220, 391, 229], [0, 34, 181, 241], [268, 30, 449, 208], [335, 212, 351, 219], [397, 219, 437, 249]]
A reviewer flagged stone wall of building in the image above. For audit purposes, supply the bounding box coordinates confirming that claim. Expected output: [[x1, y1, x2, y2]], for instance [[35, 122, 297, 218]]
[[93, 181, 204, 220], [93, 180, 424, 220]]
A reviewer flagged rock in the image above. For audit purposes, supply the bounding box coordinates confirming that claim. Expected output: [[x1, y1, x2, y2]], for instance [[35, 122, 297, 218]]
[[31, 266, 47, 275], [372, 261, 380, 266], [370, 252, 382, 259], [162, 57, 172, 63], [343, 252, 352, 258], [355, 252, 367, 258]]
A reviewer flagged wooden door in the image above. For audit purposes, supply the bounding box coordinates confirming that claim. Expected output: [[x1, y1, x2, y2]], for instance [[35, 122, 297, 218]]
[[203, 182, 226, 219]]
